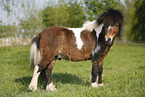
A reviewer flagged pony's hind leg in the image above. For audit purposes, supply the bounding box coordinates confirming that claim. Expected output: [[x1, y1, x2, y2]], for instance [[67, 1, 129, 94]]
[[45, 60, 56, 91], [45, 60, 57, 91], [29, 65, 40, 91]]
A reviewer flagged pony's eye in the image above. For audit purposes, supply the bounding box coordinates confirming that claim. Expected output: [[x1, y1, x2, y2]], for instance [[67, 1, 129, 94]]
[[115, 25, 118, 27]]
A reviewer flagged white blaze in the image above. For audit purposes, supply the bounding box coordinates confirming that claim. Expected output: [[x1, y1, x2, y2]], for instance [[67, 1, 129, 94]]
[[105, 25, 114, 42], [108, 25, 113, 30]]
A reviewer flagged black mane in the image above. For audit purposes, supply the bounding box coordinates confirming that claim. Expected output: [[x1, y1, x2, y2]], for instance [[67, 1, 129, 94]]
[[97, 9, 123, 36]]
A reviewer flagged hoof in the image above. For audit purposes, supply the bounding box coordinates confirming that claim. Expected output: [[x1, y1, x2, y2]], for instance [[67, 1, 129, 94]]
[[46, 82, 57, 91], [91, 82, 98, 88], [29, 83, 37, 91], [98, 83, 104, 86]]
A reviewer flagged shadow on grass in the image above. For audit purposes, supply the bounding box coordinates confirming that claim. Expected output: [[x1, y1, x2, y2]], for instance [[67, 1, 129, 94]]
[[15, 72, 85, 91], [15, 76, 32, 86], [138, 66, 145, 70], [15, 76, 32, 92], [52, 73, 82, 85]]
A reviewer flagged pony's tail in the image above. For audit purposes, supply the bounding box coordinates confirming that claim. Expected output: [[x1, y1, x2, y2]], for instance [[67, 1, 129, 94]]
[[30, 35, 41, 69]]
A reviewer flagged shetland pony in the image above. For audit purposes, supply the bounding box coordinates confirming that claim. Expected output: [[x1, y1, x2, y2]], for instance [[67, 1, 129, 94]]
[[29, 9, 123, 91]]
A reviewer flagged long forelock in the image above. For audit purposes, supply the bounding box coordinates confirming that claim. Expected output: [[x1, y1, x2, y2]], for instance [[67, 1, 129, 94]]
[[97, 9, 123, 27]]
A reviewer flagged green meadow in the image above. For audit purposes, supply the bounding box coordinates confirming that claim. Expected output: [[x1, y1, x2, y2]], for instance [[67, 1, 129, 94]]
[[0, 43, 144, 97]]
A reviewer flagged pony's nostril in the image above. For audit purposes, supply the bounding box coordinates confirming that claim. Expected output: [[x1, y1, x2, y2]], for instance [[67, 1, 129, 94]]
[[107, 38, 111, 42]]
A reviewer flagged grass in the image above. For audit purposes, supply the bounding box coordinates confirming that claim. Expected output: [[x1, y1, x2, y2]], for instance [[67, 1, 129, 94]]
[[0, 43, 144, 97]]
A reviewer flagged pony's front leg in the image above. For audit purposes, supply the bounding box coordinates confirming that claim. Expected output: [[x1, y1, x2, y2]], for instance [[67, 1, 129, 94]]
[[91, 60, 104, 87], [98, 61, 104, 86], [29, 65, 40, 91]]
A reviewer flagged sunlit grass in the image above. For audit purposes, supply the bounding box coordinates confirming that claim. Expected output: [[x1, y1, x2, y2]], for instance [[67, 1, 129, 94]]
[[0, 43, 144, 97]]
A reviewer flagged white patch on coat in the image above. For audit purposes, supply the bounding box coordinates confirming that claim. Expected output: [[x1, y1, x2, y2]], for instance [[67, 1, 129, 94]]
[[29, 65, 40, 91], [94, 45, 100, 54], [46, 82, 57, 91], [92, 45, 100, 56], [82, 20, 104, 40], [68, 28, 84, 49], [82, 20, 97, 32], [91, 82, 98, 87], [94, 23, 104, 40]]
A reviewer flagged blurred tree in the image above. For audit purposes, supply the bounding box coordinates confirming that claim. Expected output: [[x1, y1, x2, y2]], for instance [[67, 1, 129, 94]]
[[42, 0, 86, 28], [125, 0, 136, 41], [18, 13, 44, 38], [0, 0, 16, 38], [0, 25, 15, 38], [84, 0, 125, 20], [1, 0, 12, 13], [67, 1, 86, 27], [125, 0, 145, 41], [17, 0, 45, 38], [131, 0, 145, 41], [0, 0, 46, 38]]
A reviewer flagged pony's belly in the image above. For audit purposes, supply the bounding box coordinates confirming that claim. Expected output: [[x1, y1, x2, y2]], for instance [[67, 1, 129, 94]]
[[61, 49, 92, 61]]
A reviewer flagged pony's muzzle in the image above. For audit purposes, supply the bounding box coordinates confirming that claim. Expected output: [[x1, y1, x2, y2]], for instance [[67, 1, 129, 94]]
[[105, 37, 113, 45], [107, 38, 111, 43]]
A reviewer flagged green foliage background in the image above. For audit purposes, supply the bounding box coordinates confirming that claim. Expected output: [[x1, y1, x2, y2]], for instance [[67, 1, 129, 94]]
[[42, 1, 86, 27], [0, 0, 145, 41]]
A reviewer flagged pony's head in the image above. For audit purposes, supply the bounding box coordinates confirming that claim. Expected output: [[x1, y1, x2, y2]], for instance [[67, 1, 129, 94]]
[[97, 9, 123, 45]]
